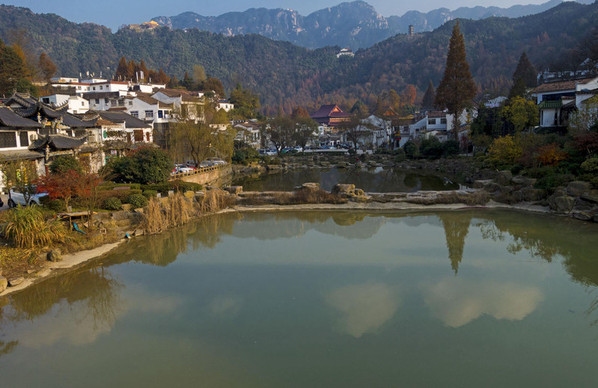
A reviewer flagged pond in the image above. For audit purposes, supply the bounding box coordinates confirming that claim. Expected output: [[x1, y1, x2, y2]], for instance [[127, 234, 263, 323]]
[[1, 210, 597, 387], [232, 167, 460, 192]]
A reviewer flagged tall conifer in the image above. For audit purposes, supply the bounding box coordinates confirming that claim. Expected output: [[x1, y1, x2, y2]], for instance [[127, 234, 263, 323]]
[[435, 21, 477, 140], [422, 80, 435, 110]]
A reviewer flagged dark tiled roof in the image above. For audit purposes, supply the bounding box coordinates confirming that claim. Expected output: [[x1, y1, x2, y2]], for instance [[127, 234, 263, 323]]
[[0, 106, 42, 128], [311, 104, 343, 119], [532, 77, 596, 94], [97, 111, 151, 129], [29, 134, 87, 151]]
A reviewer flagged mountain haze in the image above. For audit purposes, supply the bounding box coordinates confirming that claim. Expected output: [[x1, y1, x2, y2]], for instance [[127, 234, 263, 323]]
[[151, 0, 593, 49]]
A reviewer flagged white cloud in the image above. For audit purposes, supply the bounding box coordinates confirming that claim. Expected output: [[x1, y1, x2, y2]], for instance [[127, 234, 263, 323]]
[[326, 282, 400, 338], [423, 278, 543, 328]]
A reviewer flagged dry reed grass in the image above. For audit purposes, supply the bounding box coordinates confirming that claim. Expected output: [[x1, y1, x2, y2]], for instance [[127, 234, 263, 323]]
[[1, 207, 68, 249]]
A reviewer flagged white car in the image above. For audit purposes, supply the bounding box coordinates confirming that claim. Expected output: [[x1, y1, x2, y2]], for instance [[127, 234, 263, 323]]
[[8, 187, 48, 207]]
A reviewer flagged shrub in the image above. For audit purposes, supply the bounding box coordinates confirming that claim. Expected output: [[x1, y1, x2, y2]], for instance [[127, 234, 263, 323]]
[[420, 137, 444, 159], [394, 148, 406, 162], [102, 197, 122, 210], [126, 193, 148, 208], [46, 199, 66, 212], [487, 135, 523, 166], [106, 147, 173, 184], [536, 143, 567, 166], [142, 190, 158, 198], [403, 141, 419, 159], [50, 155, 83, 175], [1, 207, 67, 248], [534, 173, 575, 193], [581, 157, 598, 174], [443, 140, 460, 157]]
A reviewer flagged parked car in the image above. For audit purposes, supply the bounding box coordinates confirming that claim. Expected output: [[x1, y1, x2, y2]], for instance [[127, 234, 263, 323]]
[[8, 187, 48, 207], [206, 157, 227, 165]]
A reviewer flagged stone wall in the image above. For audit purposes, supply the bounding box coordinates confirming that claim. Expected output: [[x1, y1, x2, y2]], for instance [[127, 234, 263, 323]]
[[174, 165, 233, 186]]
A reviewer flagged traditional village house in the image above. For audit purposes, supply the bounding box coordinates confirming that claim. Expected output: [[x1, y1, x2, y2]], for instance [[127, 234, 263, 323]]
[[0, 105, 44, 191], [531, 76, 598, 128], [233, 121, 261, 149], [40, 94, 90, 114], [216, 100, 235, 112]]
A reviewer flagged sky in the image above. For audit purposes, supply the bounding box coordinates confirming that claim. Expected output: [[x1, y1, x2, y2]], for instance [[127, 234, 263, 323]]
[[2, 0, 553, 30]]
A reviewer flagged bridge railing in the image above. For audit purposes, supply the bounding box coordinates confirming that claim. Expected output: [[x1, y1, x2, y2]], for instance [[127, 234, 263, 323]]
[[170, 164, 228, 180]]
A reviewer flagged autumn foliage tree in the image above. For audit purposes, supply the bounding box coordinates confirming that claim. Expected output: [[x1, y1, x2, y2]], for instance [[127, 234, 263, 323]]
[[38, 52, 57, 82], [435, 21, 477, 140]]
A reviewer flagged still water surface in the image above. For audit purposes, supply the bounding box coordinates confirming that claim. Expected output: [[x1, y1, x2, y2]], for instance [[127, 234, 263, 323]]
[[233, 167, 459, 192], [1, 210, 598, 387]]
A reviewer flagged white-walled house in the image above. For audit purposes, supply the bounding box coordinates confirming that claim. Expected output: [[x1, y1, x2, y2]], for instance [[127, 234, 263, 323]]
[[531, 76, 598, 128], [234, 121, 261, 149], [124, 94, 173, 125], [216, 100, 234, 112], [40, 94, 89, 114], [96, 111, 154, 146]]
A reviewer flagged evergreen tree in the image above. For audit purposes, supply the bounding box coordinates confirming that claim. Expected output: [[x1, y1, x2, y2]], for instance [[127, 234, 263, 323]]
[[114, 56, 129, 80], [38, 52, 57, 81], [509, 52, 537, 98], [182, 72, 193, 90], [422, 80, 435, 110], [435, 21, 477, 140], [0, 39, 30, 95]]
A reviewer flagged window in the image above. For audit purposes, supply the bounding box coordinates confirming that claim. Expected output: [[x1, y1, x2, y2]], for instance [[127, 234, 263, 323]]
[[134, 130, 143, 142], [105, 98, 109, 104], [158, 110, 163, 118], [95, 99, 100, 104], [128, 101, 133, 106], [92, 87, 96, 90], [19, 131, 29, 147], [145, 110, 154, 118], [81, 101, 85, 106], [0, 132, 17, 148], [131, 111, 139, 118], [100, 86, 103, 90], [428, 119, 436, 125], [42, 98, 50, 104], [440, 118, 447, 124]]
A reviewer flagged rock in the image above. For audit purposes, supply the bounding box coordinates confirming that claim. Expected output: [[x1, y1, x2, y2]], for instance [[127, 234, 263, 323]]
[[336, 161, 348, 168], [573, 198, 595, 212], [496, 170, 513, 186], [548, 195, 575, 213], [520, 187, 545, 202], [226, 186, 243, 195], [0, 276, 7, 293], [300, 182, 320, 192], [552, 187, 567, 197], [572, 211, 593, 221], [473, 179, 493, 189], [8, 277, 24, 287], [331, 184, 356, 196], [511, 175, 537, 187], [580, 190, 598, 204], [567, 181, 592, 197], [47, 249, 62, 262], [354, 188, 366, 197]]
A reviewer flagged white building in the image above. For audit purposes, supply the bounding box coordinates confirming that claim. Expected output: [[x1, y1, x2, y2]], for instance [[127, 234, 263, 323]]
[[40, 94, 90, 115]]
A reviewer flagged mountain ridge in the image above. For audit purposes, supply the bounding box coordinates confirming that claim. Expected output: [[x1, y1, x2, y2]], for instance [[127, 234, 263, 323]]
[[151, 0, 593, 49]]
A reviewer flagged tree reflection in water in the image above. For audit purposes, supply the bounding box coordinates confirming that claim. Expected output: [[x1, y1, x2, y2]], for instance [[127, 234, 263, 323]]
[[438, 212, 473, 274], [0, 265, 122, 358]]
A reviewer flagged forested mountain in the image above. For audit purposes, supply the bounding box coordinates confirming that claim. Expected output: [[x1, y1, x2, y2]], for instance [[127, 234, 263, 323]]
[[151, 0, 593, 49], [0, 2, 597, 112]]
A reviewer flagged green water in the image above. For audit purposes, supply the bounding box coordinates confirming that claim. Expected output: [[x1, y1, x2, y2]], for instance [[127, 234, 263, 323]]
[[1, 210, 598, 387], [233, 167, 460, 192]]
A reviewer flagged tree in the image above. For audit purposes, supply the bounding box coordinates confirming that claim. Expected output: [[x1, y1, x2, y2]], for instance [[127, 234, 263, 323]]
[[262, 116, 295, 155], [337, 113, 373, 150], [37, 169, 81, 211], [38, 52, 57, 82], [292, 117, 318, 150], [0, 39, 32, 95], [192, 64, 207, 86], [501, 96, 538, 133], [170, 103, 234, 164], [202, 77, 225, 97], [509, 52, 537, 98], [1, 159, 38, 205], [422, 81, 435, 110], [114, 57, 130, 80], [435, 21, 477, 140], [229, 84, 261, 120], [108, 147, 173, 184], [49, 155, 83, 175]]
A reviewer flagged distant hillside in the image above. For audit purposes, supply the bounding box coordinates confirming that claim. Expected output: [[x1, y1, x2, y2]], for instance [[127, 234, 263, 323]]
[[0, 2, 597, 112], [151, 0, 593, 49]]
